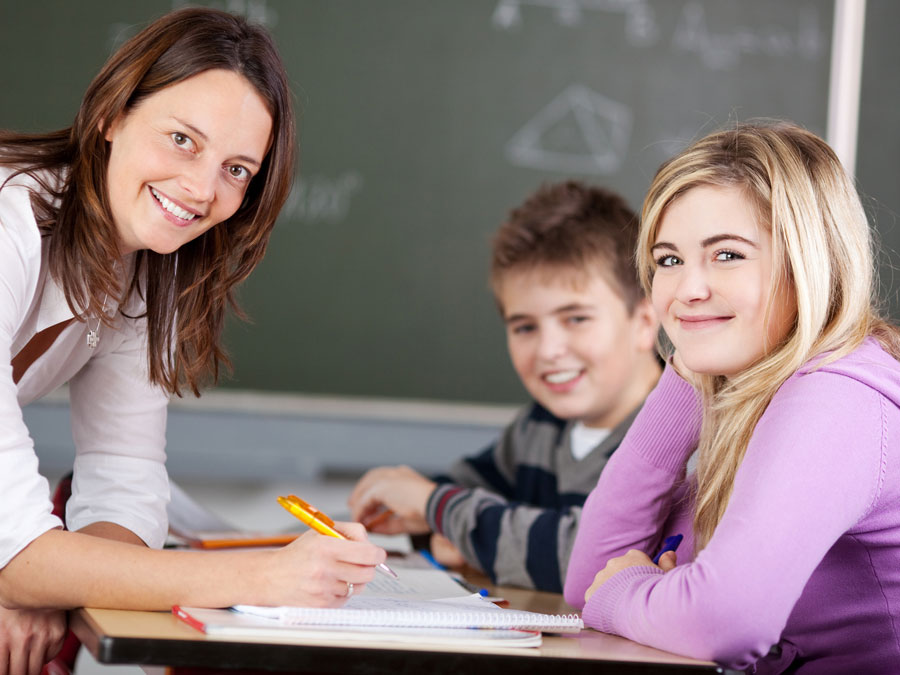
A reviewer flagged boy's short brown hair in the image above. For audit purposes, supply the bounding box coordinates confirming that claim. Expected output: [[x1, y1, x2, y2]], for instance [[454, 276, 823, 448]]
[[490, 181, 643, 312]]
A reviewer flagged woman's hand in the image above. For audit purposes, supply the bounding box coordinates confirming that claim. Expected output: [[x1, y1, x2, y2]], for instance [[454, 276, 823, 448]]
[[258, 522, 387, 608], [584, 549, 677, 603], [0, 606, 66, 675], [347, 466, 435, 535]]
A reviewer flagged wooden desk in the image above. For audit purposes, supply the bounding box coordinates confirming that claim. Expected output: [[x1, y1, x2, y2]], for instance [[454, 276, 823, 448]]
[[71, 582, 724, 674]]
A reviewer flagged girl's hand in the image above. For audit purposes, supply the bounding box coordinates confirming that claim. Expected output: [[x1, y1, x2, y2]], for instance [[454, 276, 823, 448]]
[[261, 523, 387, 608], [584, 549, 677, 603], [0, 606, 66, 675]]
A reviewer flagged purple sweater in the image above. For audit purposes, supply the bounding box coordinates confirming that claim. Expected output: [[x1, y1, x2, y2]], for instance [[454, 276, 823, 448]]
[[564, 339, 900, 673]]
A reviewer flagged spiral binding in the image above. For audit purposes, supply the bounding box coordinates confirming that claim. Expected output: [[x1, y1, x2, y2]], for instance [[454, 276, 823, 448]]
[[278, 607, 584, 633]]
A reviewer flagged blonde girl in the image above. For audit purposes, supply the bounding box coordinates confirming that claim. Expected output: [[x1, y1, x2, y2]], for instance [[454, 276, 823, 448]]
[[564, 122, 900, 673]]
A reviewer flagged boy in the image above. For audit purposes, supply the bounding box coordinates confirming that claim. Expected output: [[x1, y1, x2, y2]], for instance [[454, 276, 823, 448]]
[[348, 181, 661, 592]]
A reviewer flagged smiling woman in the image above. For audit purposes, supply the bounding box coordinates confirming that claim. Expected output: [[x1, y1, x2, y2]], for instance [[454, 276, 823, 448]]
[[0, 8, 388, 675], [103, 69, 273, 256]]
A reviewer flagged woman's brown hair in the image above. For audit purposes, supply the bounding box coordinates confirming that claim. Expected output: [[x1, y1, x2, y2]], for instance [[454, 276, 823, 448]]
[[0, 7, 296, 396]]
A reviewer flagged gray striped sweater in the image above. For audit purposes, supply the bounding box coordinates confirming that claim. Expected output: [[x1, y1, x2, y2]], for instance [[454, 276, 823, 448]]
[[425, 401, 640, 592]]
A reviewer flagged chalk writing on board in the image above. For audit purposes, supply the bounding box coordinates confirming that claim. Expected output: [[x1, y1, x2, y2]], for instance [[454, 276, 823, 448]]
[[492, 0, 658, 46], [108, 23, 135, 51], [505, 85, 632, 175], [493, 0, 824, 71], [672, 2, 823, 70], [282, 171, 363, 224]]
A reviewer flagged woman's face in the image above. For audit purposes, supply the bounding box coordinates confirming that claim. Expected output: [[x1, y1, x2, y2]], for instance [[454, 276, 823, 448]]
[[104, 68, 273, 255], [650, 184, 796, 377]]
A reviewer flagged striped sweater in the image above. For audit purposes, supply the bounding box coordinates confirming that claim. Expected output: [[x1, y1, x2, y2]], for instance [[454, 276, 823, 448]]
[[424, 402, 639, 592]]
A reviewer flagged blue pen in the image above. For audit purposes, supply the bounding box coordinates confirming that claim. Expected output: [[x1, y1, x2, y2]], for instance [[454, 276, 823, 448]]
[[652, 533, 683, 565], [419, 549, 445, 570]]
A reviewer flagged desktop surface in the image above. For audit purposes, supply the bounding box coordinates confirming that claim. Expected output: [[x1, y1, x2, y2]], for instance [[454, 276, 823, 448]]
[[72, 577, 724, 674]]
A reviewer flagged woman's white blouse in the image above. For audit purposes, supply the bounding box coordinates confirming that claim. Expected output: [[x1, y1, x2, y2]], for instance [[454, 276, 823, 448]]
[[0, 168, 170, 568]]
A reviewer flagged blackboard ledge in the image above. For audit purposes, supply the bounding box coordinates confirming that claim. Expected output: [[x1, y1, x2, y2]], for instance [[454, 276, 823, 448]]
[[38, 386, 518, 427]]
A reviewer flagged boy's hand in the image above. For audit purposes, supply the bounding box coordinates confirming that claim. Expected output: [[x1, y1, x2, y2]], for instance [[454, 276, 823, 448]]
[[584, 549, 677, 603], [429, 533, 467, 568], [348, 466, 435, 535]]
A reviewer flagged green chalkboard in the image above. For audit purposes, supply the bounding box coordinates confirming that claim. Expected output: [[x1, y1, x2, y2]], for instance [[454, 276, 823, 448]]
[[858, 0, 900, 321], [1, 1, 836, 404]]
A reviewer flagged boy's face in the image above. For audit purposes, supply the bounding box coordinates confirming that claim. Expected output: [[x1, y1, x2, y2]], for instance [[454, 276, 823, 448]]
[[498, 266, 657, 428]]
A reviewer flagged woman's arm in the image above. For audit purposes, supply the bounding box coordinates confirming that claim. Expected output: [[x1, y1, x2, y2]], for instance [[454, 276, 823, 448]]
[[0, 203, 66, 571], [0, 522, 386, 610], [564, 365, 701, 607], [0, 199, 388, 612], [66, 306, 171, 548]]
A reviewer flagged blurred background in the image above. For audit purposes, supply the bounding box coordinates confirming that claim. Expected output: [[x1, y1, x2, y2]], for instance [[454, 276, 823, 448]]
[[5, 0, 899, 499], [7, 1, 898, 411], [3, 0, 898, 502]]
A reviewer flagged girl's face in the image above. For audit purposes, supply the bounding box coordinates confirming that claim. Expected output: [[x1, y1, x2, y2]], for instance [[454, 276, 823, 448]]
[[650, 184, 797, 377], [104, 68, 273, 255]]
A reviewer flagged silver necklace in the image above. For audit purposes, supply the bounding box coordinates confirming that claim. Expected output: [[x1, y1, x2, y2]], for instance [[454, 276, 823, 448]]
[[87, 293, 109, 350]]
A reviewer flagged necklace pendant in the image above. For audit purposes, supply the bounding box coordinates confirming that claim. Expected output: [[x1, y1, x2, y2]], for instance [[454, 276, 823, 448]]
[[87, 330, 99, 349]]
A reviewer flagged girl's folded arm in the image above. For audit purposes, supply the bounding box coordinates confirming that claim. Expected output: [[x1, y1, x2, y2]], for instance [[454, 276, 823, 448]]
[[565, 365, 700, 607], [581, 372, 884, 669]]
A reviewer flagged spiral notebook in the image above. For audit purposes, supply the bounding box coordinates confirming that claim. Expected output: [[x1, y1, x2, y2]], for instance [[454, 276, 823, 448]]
[[174, 567, 581, 648], [232, 594, 583, 632], [227, 567, 582, 634]]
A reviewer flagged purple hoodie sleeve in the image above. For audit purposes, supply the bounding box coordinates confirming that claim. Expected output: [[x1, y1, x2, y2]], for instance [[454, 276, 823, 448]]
[[570, 368, 886, 670], [564, 364, 701, 607]]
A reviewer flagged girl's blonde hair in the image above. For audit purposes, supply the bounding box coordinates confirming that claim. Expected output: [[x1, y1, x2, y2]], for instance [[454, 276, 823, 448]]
[[637, 121, 900, 550]]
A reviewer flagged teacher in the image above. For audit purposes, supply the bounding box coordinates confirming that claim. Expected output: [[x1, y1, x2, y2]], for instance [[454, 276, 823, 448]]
[[0, 8, 385, 674]]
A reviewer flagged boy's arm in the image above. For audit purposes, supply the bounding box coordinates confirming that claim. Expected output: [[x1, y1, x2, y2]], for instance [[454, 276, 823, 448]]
[[425, 403, 581, 592], [436, 402, 565, 496], [425, 483, 582, 592], [347, 403, 551, 534]]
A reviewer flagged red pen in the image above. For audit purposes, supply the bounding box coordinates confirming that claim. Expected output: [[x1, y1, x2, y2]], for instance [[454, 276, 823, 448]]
[[172, 605, 207, 634]]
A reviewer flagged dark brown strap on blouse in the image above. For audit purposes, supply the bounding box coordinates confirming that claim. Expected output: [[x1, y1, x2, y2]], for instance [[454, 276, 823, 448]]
[[11, 318, 75, 384]]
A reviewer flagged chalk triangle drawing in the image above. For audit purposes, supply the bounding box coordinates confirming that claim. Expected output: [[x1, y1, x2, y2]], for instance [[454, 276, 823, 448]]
[[505, 84, 632, 174]]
